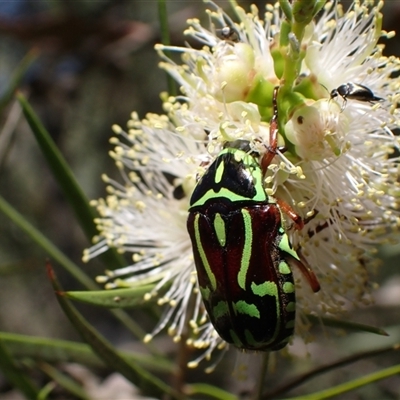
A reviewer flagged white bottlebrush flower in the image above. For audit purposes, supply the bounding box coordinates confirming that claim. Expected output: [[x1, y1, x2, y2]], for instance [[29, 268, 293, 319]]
[[84, 0, 400, 367], [83, 112, 228, 365]]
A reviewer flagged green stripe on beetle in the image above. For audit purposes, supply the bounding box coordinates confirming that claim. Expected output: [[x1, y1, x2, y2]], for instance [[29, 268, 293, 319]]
[[193, 214, 217, 291], [213, 213, 226, 247], [238, 209, 252, 290]]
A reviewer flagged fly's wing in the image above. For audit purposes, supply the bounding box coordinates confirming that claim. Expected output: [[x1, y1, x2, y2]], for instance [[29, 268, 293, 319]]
[[349, 83, 383, 102]]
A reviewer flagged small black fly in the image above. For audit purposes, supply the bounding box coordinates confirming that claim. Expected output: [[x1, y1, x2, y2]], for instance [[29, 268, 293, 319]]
[[216, 26, 240, 43], [330, 82, 383, 110]]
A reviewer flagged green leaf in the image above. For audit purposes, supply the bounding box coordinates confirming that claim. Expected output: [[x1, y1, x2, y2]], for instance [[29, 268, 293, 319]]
[[186, 383, 238, 400], [37, 382, 56, 400], [307, 315, 389, 336], [286, 363, 400, 400], [0, 339, 39, 400], [158, 0, 176, 96], [0, 332, 173, 373], [16, 92, 125, 271], [264, 343, 400, 399], [0, 331, 103, 368], [47, 263, 183, 399], [39, 363, 90, 400], [0, 50, 38, 112], [64, 285, 155, 308]]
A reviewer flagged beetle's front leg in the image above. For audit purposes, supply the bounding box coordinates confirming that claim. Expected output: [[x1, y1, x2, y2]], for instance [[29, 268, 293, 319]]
[[285, 251, 321, 293], [276, 198, 304, 230]]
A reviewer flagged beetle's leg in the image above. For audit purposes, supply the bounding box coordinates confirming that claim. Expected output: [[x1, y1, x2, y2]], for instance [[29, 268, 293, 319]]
[[285, 252, 320, 293], [280, 204, 327, 234], [294, 210, 326, 293], [261, 86, 280, 175], [278, 200, 321, 292], [276, 198, 304, 230]]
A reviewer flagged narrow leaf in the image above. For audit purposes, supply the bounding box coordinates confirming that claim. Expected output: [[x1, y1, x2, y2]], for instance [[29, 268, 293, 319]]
[[16, 92, 125, 270], [157, 0, 176, 95], [16, 93, 96, 238], [286, 363, 400, 400], [47, 263, 182, 399], [0, 332, 173, 373], [0, 339, 39, 400], [307, 315, 389, 336], [0, 50, 38, 111], [186, 383, 238, 400], [39, 362, 90, 400], [264, 343, 400, 399], [64, 285, 155, 308], [37, 382, 56, 400]]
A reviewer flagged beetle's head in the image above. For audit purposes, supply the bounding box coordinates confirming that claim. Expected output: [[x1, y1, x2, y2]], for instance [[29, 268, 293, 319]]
[[223, 140, 251, 153]]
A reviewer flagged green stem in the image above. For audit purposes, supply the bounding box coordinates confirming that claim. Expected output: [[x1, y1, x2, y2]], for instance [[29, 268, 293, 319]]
[[158, 0, 176, 96], [291, 21, 306, 44], [254, 352, 270, 399], [281, 26, 305, 93]]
